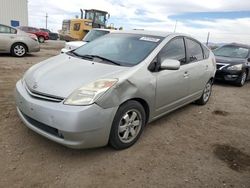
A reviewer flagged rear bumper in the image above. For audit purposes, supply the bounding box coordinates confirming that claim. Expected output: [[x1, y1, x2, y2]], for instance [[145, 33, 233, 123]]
[[28, 41, 40, 53], [15, 80, 118, 149]]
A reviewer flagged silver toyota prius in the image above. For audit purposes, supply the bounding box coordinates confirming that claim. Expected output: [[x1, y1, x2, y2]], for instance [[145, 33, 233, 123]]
[[15, 30, 216, 149]]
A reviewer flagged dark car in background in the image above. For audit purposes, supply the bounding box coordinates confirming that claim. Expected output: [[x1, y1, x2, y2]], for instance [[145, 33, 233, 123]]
[[40, 28, 59, 40], [18, 26, 49, 43], [214, 43, 250, 86]]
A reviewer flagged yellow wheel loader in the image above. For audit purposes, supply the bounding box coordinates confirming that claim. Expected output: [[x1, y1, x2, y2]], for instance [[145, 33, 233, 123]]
[[59, 9, 110, 41]]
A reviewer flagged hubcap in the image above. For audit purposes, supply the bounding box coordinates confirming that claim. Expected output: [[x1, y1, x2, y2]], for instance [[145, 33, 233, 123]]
[[203, 82, 211, 102], [118, 109, 142, 143], [39, 37, 44, 42], [14, 45, 25, 56], [241, 72, 247, 85]]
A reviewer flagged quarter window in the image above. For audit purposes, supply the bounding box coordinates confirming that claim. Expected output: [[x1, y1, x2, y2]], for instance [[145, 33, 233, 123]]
[[159, 38, 186, 65], [202, 45, 210, 59], [186, 38, 204, 62]]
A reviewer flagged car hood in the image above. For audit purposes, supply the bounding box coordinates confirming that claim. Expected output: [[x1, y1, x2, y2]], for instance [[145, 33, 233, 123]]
[[65, 41, 87, 50], [215, 56, 246, 65], [24, 54, 129, 98]]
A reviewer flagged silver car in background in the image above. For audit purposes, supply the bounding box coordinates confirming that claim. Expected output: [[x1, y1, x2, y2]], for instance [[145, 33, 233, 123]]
[[0, 24, 40, 57], [15, 30, 216, 149]]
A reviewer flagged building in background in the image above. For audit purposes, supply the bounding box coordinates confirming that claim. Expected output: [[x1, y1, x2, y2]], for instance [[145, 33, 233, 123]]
[[0, 0, 28, 27]]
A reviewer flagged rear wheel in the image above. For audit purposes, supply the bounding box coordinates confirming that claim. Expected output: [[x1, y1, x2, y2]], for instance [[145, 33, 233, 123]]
[[11, 43, 27, 57], [38, 36, 45, 43], [235, 71, 247, 87], [109, 101, 146, 150], [196, 80, 212, 105]]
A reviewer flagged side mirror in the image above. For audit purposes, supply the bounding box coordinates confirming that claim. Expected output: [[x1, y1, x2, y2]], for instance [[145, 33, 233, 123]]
[[247, 58, 250, 62], [160, 59, 180, 70]]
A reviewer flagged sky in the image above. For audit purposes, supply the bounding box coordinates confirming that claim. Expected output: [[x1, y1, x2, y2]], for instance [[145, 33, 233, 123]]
[[28, 0, 250, 44]]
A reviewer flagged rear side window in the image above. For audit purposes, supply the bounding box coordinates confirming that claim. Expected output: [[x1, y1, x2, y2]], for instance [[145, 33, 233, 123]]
[[159, 37, 186, 65], [0, 25, 16, 34], [186, 38, 203, 62]]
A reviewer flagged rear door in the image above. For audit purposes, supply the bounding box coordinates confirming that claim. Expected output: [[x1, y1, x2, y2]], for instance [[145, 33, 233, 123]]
[[154, 37, 190, 116], [184, 38, 210, 98], [0, 25, 17, 52]]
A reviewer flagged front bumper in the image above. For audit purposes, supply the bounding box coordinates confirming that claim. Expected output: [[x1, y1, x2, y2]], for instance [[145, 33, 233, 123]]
[[215, 69, 242, 81], [15, 80, 118, 149]]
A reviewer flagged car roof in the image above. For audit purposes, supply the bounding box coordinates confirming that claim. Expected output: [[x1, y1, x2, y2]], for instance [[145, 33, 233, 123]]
[[112, 29, 190, 38], [226, 43, 250, 49], [0, 24, 16, 29]]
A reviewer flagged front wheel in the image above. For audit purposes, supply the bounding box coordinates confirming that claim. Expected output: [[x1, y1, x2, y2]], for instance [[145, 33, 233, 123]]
[[109, 101, 146, 150], [196, 80, 212, 105], [235, 71, 247, 87]]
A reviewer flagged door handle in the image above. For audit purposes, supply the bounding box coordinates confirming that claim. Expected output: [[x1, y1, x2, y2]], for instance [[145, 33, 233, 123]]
[[184, 71, 189, 78]]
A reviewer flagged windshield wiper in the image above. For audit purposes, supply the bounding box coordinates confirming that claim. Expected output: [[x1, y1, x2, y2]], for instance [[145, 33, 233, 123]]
[[67, 52, 121, 66], [83, 55, 121, 66], [66, 51, 86, 58]]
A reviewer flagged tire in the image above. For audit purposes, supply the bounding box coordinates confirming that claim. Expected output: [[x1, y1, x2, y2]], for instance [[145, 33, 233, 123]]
[[109, 101, 146, 150], [196, 80, 212, 105], [38, 36, 45, 43], [11, 43, 27, 57], [235, 71, 247, 87]]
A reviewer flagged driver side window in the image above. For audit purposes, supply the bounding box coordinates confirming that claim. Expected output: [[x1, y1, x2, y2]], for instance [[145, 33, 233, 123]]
[[159, 37, 186, 65]]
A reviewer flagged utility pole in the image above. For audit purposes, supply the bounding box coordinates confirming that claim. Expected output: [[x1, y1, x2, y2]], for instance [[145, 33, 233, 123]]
[[45, 13, 48, 29], [206, 32, 210, 46], [174, 20, 178, 33]]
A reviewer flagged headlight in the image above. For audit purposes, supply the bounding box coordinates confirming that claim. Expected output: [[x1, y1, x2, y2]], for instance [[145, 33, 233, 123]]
[[84, 22, 92, 26], [227, 64, 242, 71], [64, 79, 118, 106]]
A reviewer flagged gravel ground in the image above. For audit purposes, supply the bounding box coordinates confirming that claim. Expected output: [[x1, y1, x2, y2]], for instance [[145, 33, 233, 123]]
[[0, 41, 250, 188]]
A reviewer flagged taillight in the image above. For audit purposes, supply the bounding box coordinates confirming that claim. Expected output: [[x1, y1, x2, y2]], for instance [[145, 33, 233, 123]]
[[28, 34, 38, 41]]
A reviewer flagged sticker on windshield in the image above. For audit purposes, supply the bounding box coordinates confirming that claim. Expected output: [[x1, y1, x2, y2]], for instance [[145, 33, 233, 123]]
[[139, 37, 160, 43]]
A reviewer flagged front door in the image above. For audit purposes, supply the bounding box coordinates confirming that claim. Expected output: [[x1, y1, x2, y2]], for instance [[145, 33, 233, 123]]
[[154, 37, 190, 117]]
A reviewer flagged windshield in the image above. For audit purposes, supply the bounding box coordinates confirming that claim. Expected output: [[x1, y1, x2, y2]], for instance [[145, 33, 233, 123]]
[[73, 33, 163, 66], [94, 12, 106, 25], [83, 30, 109, 42], [213, 45, 249, 58]]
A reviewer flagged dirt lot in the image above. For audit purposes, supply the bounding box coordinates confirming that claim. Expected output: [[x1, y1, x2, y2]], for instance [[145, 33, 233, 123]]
[[0, 41, 250, 188]]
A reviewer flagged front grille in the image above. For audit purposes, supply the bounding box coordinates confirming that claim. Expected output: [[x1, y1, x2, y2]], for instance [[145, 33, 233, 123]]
[[25, 84, 64, 103], [21, 111, 64, 139]]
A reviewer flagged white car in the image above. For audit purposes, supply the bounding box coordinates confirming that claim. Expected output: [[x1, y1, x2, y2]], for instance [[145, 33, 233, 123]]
[[61, 29, 112, 53]]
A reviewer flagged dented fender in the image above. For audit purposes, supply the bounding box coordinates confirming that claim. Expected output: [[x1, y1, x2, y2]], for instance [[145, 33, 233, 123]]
[[96, 73, 157, 121]]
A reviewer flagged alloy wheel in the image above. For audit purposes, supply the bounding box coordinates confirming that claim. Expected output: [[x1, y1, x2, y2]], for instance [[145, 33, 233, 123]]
[[118, 109, 142, 144], [241, 72, 247, 86], [203, 82, 212, 103], [14, 45, 26, 57]]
